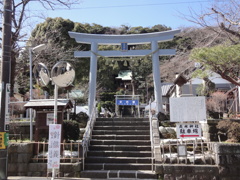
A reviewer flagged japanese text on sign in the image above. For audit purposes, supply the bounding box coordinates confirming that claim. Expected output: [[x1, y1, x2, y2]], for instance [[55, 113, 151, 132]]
[[176, 123, 201, 139], [46, 113, 54, 125], [0, 132, 6, 149], [47, 124, 61, 170], [116, 99, 139, 106]]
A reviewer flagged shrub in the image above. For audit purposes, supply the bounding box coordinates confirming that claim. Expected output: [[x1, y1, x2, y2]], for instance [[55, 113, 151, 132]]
[[63, 120, 80, 141], [75, 112, 88, 128], [217, 120, 240, 143]]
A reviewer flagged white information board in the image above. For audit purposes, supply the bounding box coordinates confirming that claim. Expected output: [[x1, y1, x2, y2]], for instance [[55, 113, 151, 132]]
[[176, 123, 202, 138], [170, 96, 207, 122], [47, 124, 61, 170], [46, 113, 54, 125]]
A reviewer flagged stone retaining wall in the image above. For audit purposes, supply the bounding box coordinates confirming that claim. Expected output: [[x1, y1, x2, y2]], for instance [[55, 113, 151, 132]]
[[163, 165, 219, 180], [215, 143, 240, 180], [7, 143, 81, 177], [161, 143, 240, 180]]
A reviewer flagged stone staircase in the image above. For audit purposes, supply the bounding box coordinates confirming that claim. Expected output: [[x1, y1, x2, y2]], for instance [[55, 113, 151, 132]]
[[80, 117, 158, 179]]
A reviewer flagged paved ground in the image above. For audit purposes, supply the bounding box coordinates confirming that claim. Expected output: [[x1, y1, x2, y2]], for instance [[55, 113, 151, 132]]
[[8, 177, 96, 180], [8, 176, 144, 180], [8, 177, 141, 180]]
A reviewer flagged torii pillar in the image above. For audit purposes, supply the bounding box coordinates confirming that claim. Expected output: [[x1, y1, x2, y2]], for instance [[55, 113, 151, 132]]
[[69, 30, 180, 116]]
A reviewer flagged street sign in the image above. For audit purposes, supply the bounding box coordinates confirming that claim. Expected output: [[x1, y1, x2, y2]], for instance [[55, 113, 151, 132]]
[[46, 113, 54, 125], [47, 124, 61, 170], [170, 96, 207, 122], [121, 43, 128, 51], [0, 132, 6, 149], [116, 99, 139, 106], [4, 133, 9, 146], [177, 145, 187, 157], [176, 123, 202, 139]]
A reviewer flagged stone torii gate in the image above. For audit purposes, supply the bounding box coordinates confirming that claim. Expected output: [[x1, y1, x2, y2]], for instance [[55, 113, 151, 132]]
[[69, 30, 180, 116]]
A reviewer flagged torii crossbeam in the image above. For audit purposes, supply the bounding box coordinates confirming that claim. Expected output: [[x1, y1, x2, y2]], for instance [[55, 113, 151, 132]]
[[69, 30, 180, 116]]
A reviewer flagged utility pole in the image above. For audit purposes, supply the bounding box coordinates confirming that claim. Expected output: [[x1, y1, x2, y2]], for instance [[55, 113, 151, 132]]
[[0, 0, 12, 179]]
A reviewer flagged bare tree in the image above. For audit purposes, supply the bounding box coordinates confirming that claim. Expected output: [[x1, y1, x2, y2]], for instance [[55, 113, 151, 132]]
[[0, 0, 81, 96], [207, 91, 227, 118], [181, 0, 240, 44]]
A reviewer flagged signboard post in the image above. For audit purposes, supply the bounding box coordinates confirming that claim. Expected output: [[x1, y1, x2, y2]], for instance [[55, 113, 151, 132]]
[[170, 96, 207, 139], [121, 43, 128, 52], [47, 124, 61, 170], [4, 83, 10, 131], [176, 123, 202, 139], [0, 132, 6, 149], [170, 96, 207, 122], [47, 113, 54, 125], [116, 99, 139, 106], [0, 132, 8, 149]]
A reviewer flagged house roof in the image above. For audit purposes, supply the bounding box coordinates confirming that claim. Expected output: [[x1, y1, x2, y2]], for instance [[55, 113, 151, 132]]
[[161, 83, 174, 96], [69, 90, 84, 98], [173, 74, 188, 86], [24, 99, 73, 109], [116, 70, 132, 81]]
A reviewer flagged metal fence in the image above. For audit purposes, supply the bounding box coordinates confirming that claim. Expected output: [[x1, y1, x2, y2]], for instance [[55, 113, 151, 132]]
[[159, 139, 216, 165], [31, 141, 82, 163]]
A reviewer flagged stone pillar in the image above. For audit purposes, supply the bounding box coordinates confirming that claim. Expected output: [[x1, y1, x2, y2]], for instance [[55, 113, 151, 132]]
[[151, 41, 163, 113], [88, 42, 98, 116]]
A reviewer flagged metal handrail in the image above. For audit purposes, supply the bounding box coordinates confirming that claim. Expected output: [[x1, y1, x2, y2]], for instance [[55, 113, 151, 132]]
[[82, 101, 97, 170], [148, 99, 154, 171], [159, 139, 216, 165]]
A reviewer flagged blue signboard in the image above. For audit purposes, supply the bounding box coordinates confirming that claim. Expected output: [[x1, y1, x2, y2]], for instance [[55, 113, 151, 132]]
[[121, 43, 128, 51], [116, 99, 139, 106]]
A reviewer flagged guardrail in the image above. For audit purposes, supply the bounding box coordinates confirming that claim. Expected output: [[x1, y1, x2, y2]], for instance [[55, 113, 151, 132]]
[[31, 141, 82, 163], [160, 139, 216, 165], [81, 102, 97, 170], [148, 99, 155, 171]]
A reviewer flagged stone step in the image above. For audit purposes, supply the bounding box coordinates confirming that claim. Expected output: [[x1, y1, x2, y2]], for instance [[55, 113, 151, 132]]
[[84, 163, 153, 171], [87, 150, 152, 157], [80, 170, 157, 179], [92, 130, 150, 135], [89, 145, 151, 151], [85, 156, 153, 164], [94, 126, 149, 131], [90, 139, 151, 146], [94, 121, 150, 126], [92, 135, 150, 140], [96, 118, 149, 122]]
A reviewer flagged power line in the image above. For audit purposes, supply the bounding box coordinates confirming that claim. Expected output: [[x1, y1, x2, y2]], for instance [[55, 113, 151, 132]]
[[32, 0, 216, 11]]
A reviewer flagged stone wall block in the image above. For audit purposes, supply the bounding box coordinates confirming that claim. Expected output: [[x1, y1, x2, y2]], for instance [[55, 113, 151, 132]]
[[28, 163, 47, 172], [8, 153, 18, 163], [163, 165, 174, 174], [17, 163, 28, 173], [175, 174, 186, 180], [8, 143, 19, 153], [232, 154, 240, 164], [17, 143, 33, 153], [219, 166, 230, 176], [31, 172, 42, 177], [164, 174, 175, 180], [217, 155, 227, 165], [18, 153, 32, 163], [60, 163, 74, 172], [8, 163, 18, 173], [228, 165, 240, 176], [155, 165, 163, 174], [72, 162, 81, 172]]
